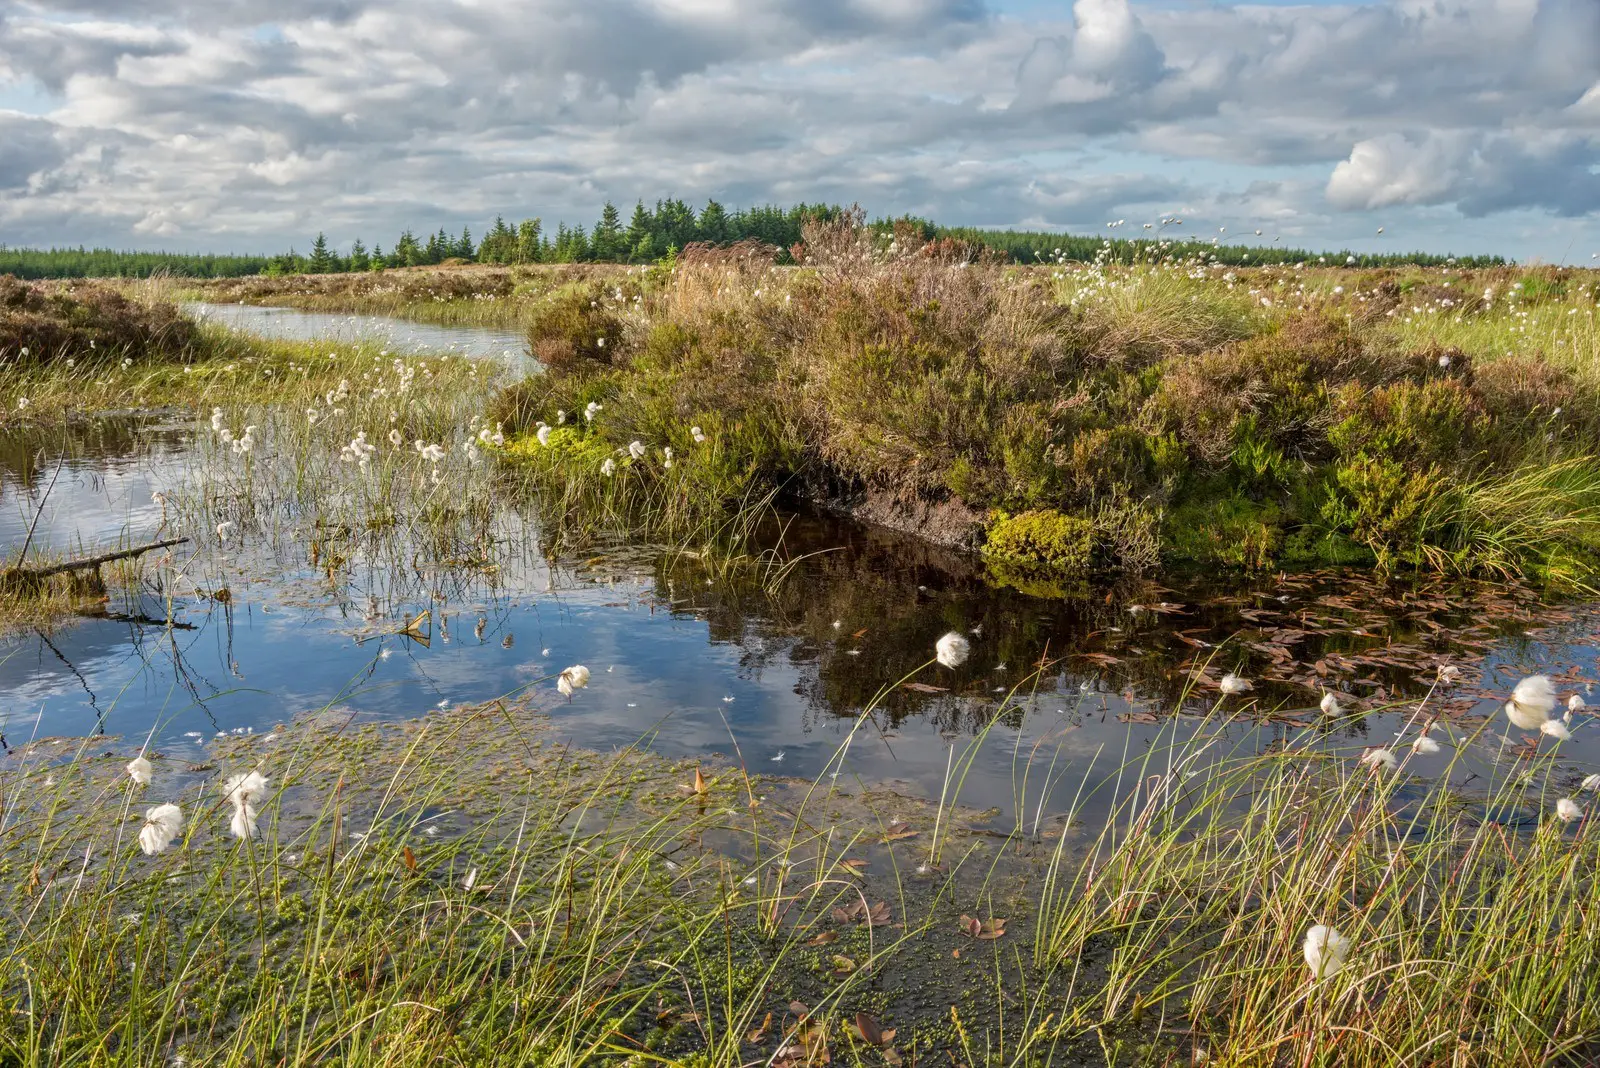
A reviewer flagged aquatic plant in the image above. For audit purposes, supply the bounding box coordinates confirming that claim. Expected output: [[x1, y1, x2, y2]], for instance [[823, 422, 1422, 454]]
[[934, 631, 969, 668], [1506, 673, 1558, 730], [1302, 924, 1351, 980]]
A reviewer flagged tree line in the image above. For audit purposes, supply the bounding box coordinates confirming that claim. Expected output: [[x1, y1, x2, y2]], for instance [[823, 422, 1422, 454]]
[[2, 198, 1507, 279]]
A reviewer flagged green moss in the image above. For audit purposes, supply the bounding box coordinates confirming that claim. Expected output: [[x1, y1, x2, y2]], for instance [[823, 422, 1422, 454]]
[[1164, 496, 1282, 570], [983, 509, 1096, 572]]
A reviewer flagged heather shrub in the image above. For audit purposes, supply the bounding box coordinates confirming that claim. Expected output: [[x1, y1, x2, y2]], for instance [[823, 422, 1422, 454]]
[[0, 276, 198, 363]]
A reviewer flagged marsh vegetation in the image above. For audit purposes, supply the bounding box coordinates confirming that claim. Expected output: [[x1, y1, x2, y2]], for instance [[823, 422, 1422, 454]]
[[2, 238, 1600, 1065]]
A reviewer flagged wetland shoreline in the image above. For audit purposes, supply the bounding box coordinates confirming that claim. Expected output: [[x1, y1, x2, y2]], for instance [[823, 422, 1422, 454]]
[[3, 256, 1600, 1064]]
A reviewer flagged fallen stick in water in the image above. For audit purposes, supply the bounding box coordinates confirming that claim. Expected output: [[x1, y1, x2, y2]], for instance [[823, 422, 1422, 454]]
[[1, 537, 189, 590]]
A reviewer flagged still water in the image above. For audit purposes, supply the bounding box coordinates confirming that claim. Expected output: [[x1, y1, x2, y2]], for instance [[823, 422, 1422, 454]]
[[186, 302, 531, 367], [4, 309, 1599, 819]]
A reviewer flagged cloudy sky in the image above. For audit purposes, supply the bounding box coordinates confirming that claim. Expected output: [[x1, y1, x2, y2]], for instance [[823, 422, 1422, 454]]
[[1, 0, 1598, 261]]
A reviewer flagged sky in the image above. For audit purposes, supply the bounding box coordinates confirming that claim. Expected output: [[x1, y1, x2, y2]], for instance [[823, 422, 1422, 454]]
[[0, 0, 1598, 262]]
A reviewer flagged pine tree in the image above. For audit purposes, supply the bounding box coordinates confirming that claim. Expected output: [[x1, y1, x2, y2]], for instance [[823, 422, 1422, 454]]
[[395, 230, 422, 267], [308, 233, 334, 274], [349, 239, 369, 272], [625, 202, 652, 262], [591, 202, 624, 261], [369, 243, 386, 271], [481, 216, 515, 263], [456, 226, 475, 261], [698, 199, 729, 244]]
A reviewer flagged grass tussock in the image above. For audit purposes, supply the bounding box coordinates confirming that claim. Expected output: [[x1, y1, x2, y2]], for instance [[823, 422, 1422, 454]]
[[485, 223, 1600, 588], [4, 664, 1599, 1065]]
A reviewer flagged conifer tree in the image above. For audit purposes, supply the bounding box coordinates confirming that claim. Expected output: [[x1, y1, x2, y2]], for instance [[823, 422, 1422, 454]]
[[625, 202, 652, 262], [456, 226, 475, 261], [349, 239, 369, 272], [698, 199, 729, 243], [308, 233, 334, 273], [591, 202, 624, 261]]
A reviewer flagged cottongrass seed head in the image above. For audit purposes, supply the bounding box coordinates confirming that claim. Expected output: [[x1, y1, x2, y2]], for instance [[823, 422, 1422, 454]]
[[1303, 924, 1351, 980], [126, 756, 153, 786], [558, 664, 591, 697], [138, 803, 184, 855], [935, 632, 970, 669], [1506, 675, 1558, 730]]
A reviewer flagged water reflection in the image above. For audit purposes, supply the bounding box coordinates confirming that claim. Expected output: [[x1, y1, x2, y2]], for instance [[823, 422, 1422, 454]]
[[2, 420, 1598, 820], [186, 302, 533, 369]]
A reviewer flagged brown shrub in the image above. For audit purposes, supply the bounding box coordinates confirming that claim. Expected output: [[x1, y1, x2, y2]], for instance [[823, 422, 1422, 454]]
[[0, 276, 198, 363]]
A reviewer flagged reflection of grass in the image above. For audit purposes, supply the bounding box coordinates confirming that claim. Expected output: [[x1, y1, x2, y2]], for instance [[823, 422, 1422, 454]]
[[5, 666, 1597, 1064]]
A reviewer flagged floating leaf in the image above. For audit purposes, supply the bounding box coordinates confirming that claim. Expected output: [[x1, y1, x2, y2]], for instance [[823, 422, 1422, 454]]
[[746, 1011, 773, 1044], [806, 930, 838, 946], [831, 954, 856, 976], [855, 1012, 884, 1046], [901, 682, 948, 694], [958, 914, 1006, 939], [881, 822, 918, 842], [401, 845, 416, 872]]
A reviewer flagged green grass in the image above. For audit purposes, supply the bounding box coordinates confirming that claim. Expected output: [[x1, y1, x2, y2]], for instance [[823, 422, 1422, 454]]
[[4, 659, 1598, 1065]]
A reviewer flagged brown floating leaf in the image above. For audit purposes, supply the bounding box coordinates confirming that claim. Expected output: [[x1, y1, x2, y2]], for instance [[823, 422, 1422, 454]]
[[746, 1011, 773, 1044], [852, 628, 869, 638], [958, 914, 1006, 939], [855, 1012, 885, 1046], [806, 930, 838, 947], [838, 857, 867, 875], [881, 821, 918, 842], [789, 1000, 811, 1021], [831, 954, 856, 976], [679, 767, 710, 796], [866, 900, 892, 926], [401, 845, 416, 872], [901, 682, 948, 693]]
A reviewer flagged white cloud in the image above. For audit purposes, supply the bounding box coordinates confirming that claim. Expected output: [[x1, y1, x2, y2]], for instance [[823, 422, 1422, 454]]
[[0, 0, 1596, 259]]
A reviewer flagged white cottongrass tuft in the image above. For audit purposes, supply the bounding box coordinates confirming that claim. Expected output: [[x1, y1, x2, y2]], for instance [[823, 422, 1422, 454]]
[[1360, 748, 1397, 773], [935, 632, 970, 669], [1581, 773, 1600, 792], [600, 458, 616, 477], [1541, 719, 1573, 741], [138, 803, 184, 855], [1219, 674, 1252, 696], [1411, 735, 1441, 755], [557, 664, 591, 697], [1556, 798, 1583, 823], [215, 521, 235, 542], [126, 756, 153, 785], [691, 426, 707, 443], [224, 771, 270, 840], [1569, 694, 1586, 715], [536, 425, 552, 447], [1319, 691, 1341, 716], [1302, 924, 1351, 980], [628, 440, 646, 459], [1505, 675, 1558, 730]]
